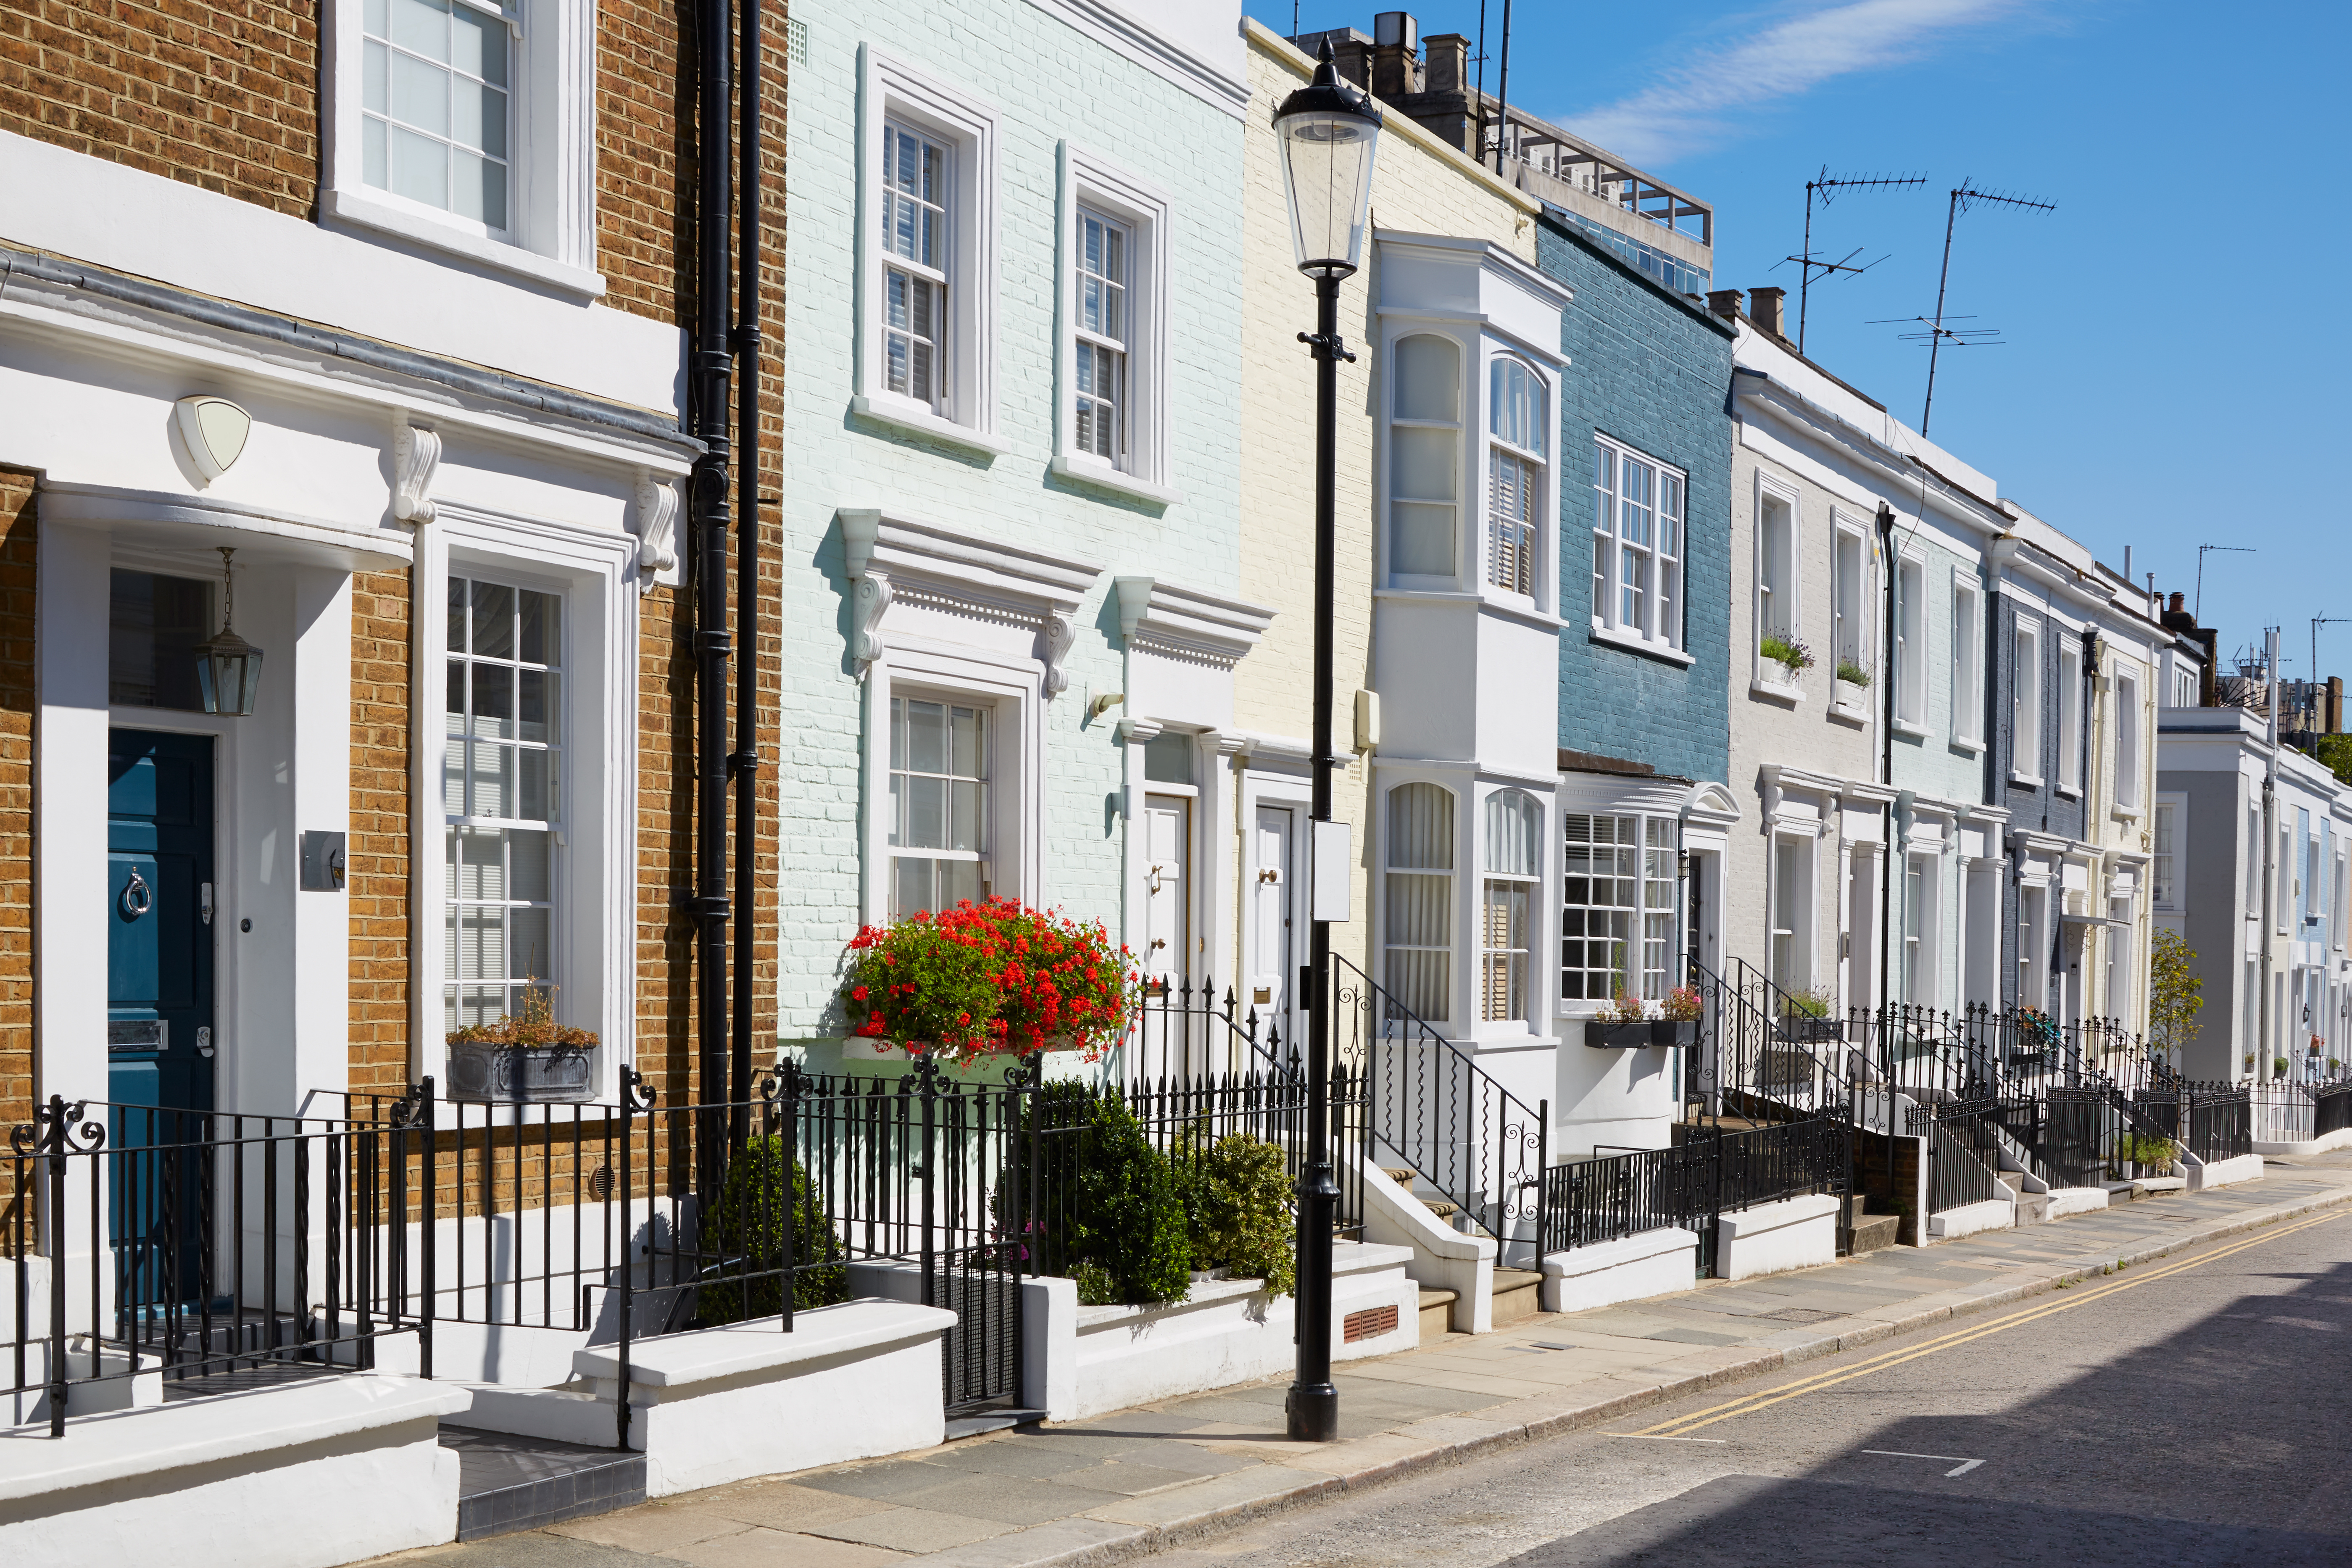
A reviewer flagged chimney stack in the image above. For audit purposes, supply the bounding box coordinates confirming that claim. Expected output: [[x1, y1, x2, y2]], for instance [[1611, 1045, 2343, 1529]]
[[1371, 13, 1422, 99], [1423, 32, 1469, 95], [1749, 286, 1787, 340], [2330, 675, 2345, 734], [1706, 289, 1744, 322]]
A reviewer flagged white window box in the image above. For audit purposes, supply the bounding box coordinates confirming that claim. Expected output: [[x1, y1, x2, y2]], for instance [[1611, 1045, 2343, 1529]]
[[1049, 453, 1182, 509], [1594, 625, 1696, 667]]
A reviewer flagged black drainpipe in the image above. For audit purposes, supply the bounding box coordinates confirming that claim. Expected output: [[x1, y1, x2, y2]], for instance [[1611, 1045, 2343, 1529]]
[[730, 0, 765, 1152], [691, 0, 736, 1198], [1877, 502, 1896, 1012]]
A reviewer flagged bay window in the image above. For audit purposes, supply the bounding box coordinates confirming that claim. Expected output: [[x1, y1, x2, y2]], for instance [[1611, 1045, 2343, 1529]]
[[1385, 783, 1456, 1022], [445, 576, 561, 1030], [1592, 437, 1685, 652], [1485, 357, 1546, 598], [1480, 791, 1541, 1023], [1563, 812, 1674, 1003], [1389, 335, 1462, 583]]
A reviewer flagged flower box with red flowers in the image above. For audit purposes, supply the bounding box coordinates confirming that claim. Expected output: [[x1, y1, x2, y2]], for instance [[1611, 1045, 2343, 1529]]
[[843, 898, 1138, 1067]]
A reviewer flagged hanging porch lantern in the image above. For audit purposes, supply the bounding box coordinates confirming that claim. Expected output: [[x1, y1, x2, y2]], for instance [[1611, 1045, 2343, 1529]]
[[195, 546, 264, 717]]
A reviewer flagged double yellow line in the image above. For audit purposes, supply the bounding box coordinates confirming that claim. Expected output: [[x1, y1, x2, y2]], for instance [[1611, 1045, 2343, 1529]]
[[1630, 1208, 2349, 1439]]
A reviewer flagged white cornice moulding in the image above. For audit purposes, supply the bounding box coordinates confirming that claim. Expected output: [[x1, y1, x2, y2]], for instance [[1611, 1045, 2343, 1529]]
[[839, 508, 1101, 695], [1027, 0, 1250, 117], [1114, 575, 1276, 670], [39, 480, 411, 570], [1681, 780, 1742, 829]]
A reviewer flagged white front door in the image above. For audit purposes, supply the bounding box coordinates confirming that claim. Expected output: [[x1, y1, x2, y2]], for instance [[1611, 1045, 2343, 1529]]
[[1248, 804, 1298, 1047], [1142, 794, 1190, 986]]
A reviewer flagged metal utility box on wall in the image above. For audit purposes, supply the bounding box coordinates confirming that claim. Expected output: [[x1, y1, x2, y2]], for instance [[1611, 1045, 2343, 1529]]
[[299, 830, 347, 892]]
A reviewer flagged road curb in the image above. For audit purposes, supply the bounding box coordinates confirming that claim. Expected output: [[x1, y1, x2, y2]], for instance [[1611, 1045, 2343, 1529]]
[[948, 1177, 2352, 1567]]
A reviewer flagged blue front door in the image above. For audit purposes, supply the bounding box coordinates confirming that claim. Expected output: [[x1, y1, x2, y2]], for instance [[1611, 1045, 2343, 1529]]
[[108, 730, 216, 1299]]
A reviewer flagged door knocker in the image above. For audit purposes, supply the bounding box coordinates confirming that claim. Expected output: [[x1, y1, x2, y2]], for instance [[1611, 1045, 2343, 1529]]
[[119, 869, 153, 920]]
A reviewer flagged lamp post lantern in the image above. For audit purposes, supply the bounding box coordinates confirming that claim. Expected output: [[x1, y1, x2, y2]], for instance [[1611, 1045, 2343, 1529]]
[[195, 546, 264, 717], [1273, 40, 1380, 1446]]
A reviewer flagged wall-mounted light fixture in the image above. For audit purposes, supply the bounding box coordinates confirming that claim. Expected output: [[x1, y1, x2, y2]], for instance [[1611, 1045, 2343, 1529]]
[[195, 547, 263, 716], [174, 395, 251, 481]]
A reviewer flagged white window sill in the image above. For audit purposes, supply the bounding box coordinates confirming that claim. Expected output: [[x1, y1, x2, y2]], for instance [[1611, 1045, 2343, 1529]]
[[321, 188, 606, 299], [1478, 588, 1567, 630], [851, 395, 1013, 459], [1048, 454, 1183, 509], [2010, 770, 2045, 788], [2111, 805, 2144, 824], [1749, 677, 1803, 706], [1591, 625, 1695, 667], [1892, 718, 1931, 739], [1829, 697, 1871, 725], [2055, 785, 2082, 802], [1951, 735, 1984, 756]]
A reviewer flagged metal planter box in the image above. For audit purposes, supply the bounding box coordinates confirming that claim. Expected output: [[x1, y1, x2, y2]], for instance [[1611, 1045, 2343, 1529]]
[[1652, 1020, 1698, 1047], [1778, 1015, 1842, 1043], [1584, 1021, 1656, 1049], [446, 1041, 596, 1103]]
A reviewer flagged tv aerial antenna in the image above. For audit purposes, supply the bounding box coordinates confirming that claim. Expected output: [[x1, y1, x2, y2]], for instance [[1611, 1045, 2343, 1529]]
[[1888, 181, 2055, 433], [2196, 542, 2255, 625], [1783, 168, 1921, 353]]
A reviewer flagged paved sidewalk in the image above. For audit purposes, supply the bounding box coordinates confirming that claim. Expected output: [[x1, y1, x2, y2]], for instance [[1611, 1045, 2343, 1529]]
[[398, 1163, 2352, 1568]]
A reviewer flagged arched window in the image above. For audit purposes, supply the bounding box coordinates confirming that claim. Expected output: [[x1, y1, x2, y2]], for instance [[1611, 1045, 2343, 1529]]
[[1389, 335, 1461, 584], [1385, 782, 1456, 1022], [1481, 790, 1541, 1022], [1487, 358, 1546, 597]]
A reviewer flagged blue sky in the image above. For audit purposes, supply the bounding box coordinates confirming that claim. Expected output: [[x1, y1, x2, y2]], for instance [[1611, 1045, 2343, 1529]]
[[1255, 2, 2351, 682]]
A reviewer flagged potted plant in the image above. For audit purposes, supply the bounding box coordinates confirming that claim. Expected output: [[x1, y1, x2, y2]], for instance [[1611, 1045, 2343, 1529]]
[[842, 898, 1137, 1066], [1833, 658, 1871, 707], [1584, 991, 1655, 1049], [447, 984, 597, 1103], [2274, 1056, 2290, 1080], [1653, 985, 1702, 1046], [1778, 988, 1841, 1042], [1759, 633, 1814, 684]]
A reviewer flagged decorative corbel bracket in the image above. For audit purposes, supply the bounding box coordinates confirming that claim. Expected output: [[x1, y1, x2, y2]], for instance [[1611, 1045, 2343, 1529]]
[[1043, 609, 1076, 697], [836, 507, 1100, 696], [391, 414, 442, 526], [632, 469, 680, 575], [852, 571, 894, 677]]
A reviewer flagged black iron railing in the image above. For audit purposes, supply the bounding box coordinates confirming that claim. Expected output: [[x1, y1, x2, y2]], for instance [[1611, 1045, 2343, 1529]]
[[1537, 1115, 1847, 1276], [1328, 955, 1547, 1262], [7, 1093, 427, 1439], [1684, 960, 1863, 1131], [1125, 975, 1297, 1081], [2319, 1083, 2352, 1139], [1908, 1103, 2010, 1215]]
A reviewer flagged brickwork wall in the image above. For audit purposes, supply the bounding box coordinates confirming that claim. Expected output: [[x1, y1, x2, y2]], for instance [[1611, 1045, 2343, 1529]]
[[1539, 218, 1736, 786], [348, 568, 409, 1095], [0, 471, 32, 1236]]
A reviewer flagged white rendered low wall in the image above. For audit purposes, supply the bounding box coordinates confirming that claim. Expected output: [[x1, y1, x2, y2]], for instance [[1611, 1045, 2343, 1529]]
[[2188, 1153, 2265, 1191], [1357, 1154, 1495, 1333], [2255, 1127, 2352, 1157], [570, 1297, 954, 1497], [0, 1375, 467, 1568], [2046, 1186, 2112, 1219], [1022, 1242, 1419, 1422], [1925, 1196, 2015, 1242], [1715, 1194, 1839, 1280], [1540, 1227, 1698, 1314]]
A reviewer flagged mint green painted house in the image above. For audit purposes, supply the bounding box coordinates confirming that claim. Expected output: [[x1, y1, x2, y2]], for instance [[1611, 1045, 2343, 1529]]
[[776, 2, 1261, 1048]]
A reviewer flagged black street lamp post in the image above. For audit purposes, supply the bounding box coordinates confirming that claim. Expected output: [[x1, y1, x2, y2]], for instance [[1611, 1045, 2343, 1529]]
[[1273, 41, 1381, 1446]]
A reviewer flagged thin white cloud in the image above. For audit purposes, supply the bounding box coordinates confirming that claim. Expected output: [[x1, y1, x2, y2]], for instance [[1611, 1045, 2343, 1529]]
[[1559, 0, 2026, 165]]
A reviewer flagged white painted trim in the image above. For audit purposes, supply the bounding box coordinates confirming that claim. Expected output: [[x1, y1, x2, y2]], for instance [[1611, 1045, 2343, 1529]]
[[1592, 625, 1696, 666], [1020, 0, 1250, 117], [321, 0, 602, 292], [1048, 455, 1184, 508], [1057, 140, 1175, 490], [39, 482, 411, 569], [855, 45, 1001, 436], [867, 649, 1046, 926], [848, 395, 1014, 459], [1114, 575, 1275, 667]]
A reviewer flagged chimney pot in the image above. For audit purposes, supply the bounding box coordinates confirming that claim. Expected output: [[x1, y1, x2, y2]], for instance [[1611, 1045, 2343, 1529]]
[[1749, 286, 1787, 340]]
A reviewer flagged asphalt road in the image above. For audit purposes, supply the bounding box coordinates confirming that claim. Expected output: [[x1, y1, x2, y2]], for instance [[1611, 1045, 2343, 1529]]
[[1159, 1207, 2352, 1568]]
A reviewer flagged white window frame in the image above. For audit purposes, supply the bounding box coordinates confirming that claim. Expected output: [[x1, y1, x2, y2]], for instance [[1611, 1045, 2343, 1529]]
[[1830, 513, 1872, 685], [853, 46, 1003, 453], [885, 690, 994, 917], [1768, 830, 1818, 998], [1895, 553, 1927, 732], [321, 0, 603, 296], [1483, 353, 1549, 605], [2152, 794, 2184, 909], [1593, 435, 1688, 658], [2105, 893, 2132, 1020], [864, 650, 1040, 926], [1051, 142, 1178, 504], [2012, 616, 2043, 785], [1560, 809, 1676, 1008], [423, 505, 638, 1095], [2056, 636, 2083, 796], [1751, 477, 1799, 690], [2114, 668, 2143, 813], [1385, 329, 1467, 591], [2018, 881, 2049, 1010], [1904, 851, 1941, 1006], [1382, 780, 1460, 1025], [1479, 788, 1544, 1026], [1952, 572, 1983, 749]]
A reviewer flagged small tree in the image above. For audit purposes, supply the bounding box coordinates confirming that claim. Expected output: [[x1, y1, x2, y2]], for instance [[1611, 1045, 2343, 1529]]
[[2147, 928, 2202, 1068], [2316, 733, 2352, 788]]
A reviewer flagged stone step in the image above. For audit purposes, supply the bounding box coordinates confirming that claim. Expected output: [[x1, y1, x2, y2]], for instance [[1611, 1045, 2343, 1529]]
[[1848, 1212, 1901, 1256], [441, 1424, 644, 1542], [1417, 1286, 1458, 1339], [1420, 1196, 1460, 1221], [1382, 1167, 1416, 1185], [1491, 1267, 1543, 1329]]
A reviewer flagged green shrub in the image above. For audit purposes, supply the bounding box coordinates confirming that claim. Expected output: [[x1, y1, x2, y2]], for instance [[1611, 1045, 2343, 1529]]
[[1017, 1082, 1193, 1306], [695, 1136, 848, 1324], [1190, 1135, 1296, 1297], [2115, 1133, 2176, 1175]]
